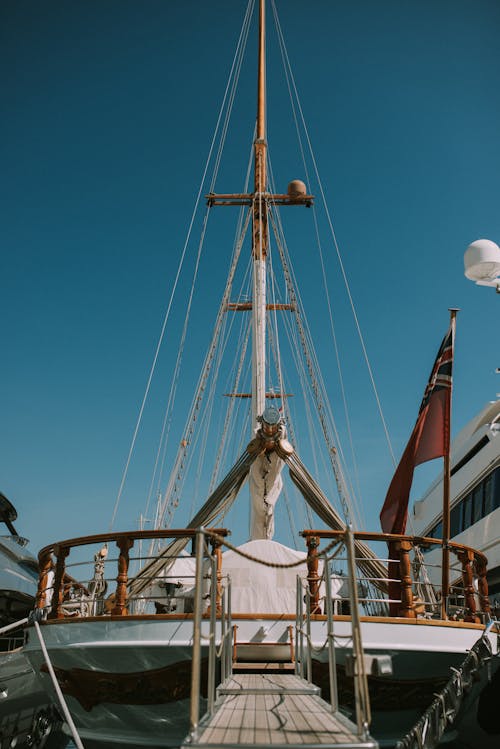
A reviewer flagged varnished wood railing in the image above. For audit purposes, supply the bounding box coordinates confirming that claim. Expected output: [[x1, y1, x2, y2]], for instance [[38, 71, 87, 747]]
[[36, 528, 229, 619], [302, 529, 490, 622], [35, 526, 490, 622]]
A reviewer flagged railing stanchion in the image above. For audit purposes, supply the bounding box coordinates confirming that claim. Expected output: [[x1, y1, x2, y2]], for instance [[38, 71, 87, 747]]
[[207, 555, 217, 716], [305, 587, 312, 683], [189, 527, 205, 741], [345, 526, 371, 739], [324, 551, 338, 713]]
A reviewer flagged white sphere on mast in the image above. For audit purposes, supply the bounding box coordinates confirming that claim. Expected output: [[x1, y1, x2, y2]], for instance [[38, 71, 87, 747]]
[[464, 238, 500, 289]]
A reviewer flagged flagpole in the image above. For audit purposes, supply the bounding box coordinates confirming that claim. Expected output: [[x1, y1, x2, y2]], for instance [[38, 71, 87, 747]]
[[441, 308, 458, 620]]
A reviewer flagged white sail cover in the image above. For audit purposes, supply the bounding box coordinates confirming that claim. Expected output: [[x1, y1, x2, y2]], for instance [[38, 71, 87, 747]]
[[222, 539, 336, 614]]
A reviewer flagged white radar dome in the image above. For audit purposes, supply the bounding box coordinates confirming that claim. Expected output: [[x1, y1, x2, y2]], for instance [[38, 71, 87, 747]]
[[464, 239, 500, 283]]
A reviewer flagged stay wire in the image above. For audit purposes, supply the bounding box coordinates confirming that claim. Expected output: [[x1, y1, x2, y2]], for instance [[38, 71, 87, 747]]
[[271, 0, 396, 472], [110, 0, 255, 530]]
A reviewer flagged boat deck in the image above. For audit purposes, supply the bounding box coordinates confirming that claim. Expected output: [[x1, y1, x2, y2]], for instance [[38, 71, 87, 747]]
[[185, 673, 378, 749]]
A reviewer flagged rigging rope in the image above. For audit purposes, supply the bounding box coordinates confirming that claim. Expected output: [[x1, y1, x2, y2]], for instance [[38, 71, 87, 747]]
[[110, 0, 256, 531], [268, 205, 354, 526], [155, 208, 252, 530], [271, 0, 396, 471]]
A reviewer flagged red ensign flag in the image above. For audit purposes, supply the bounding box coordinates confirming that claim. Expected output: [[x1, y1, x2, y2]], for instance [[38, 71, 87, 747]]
[[380, 323, 454, 535]]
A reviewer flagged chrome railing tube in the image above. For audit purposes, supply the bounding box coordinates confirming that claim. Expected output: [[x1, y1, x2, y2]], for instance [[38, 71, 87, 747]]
[[323, 553, 338, 713], [207, 555, 217, 716], [188, 527, 206, 740], [345, 527, 371, 739]]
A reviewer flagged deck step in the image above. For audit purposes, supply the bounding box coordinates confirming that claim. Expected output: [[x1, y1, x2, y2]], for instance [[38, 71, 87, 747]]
[[232, 661, 295, 672]]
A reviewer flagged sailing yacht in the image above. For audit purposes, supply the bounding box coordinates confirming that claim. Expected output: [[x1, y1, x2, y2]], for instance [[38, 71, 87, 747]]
[[23, 2, 498, 748]]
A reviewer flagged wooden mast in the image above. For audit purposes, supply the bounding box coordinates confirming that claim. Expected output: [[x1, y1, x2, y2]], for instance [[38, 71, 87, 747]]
[[205, 0, 313, 419], [251, 0, 268, 429]]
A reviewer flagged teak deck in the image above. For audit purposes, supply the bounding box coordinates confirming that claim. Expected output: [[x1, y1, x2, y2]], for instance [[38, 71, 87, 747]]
[[186, 674, 378, 749]]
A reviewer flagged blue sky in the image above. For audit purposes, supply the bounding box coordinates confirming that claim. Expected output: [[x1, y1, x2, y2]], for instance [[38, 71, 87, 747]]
[[2, 0, 500, 555]]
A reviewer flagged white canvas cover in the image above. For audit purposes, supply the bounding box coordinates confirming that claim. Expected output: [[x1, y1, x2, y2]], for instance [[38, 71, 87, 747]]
[[222, 539, 337, 614], [148, 551, 198, 612]]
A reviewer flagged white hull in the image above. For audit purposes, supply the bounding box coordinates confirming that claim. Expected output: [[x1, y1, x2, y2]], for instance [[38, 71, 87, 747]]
[[23, 615, 497, 748]]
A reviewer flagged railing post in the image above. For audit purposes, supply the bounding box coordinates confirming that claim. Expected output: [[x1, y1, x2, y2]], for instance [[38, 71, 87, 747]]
[[207, 555, 217, 716], [305, 533, 321, 614], [298, 578, 305, 679], [288, 624, 294, 664], [475, 555, 491, 617], [305, 587, 312, 683], [50, 545, 70, 620], [323, 552, 338, 713], [397, 540, 416, 619], [458, 549, 480, 623], [210, 537, 223, 615], [189, 528, 205, 740], [345, 527, 371, 739], [227, 578, 233, 679], [112, 536, 134, 616], [36, 549, 53, 612]]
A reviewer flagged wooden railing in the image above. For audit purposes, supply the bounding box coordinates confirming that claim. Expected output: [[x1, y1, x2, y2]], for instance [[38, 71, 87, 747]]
[[301, 529, 491, 622], [35, 527, 490, 623], [36, 528, 229, 619]]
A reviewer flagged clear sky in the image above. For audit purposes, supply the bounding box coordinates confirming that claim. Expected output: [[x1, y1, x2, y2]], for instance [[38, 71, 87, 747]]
[[2, 0, 500, 556]]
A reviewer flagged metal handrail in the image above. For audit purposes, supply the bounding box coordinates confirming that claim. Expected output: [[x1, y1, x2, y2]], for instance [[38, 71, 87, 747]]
[[296, 528, 373, 740], [345, 526, 371, 739], [187, 528, 234, 743]]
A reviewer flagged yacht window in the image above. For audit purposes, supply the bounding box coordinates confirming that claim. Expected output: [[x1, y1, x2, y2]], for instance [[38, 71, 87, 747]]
[[483, 474, 494, 516], [433, 521, 442, 539], [462, 494, 472, 530], [493, 467, 500, 511], [472, 484, 484, 524], [450, 435, 490, 476], [450, 503, 461, 537]]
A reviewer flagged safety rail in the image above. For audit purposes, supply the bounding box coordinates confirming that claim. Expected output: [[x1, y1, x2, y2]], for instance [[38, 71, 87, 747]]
[[0, 617, 29, 653], [35, 528, 230, 619], [188, 528, 234, 741], [296, 527, 371, 741], [34, 527, 490, 624], [301, 529, 491, 622], [396, 620, 500, 749]]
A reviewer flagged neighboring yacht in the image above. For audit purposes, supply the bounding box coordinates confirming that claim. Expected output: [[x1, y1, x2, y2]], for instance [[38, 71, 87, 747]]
[[22, 3, 498, 748], [0, 492, 64, 748], [412, 399, 500, 610]]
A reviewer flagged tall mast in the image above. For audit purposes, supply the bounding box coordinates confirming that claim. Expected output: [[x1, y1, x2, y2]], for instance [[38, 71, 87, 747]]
[[251, 0, 268, 429], [206, 0, 312, 433], [205, 0, 312, 539]]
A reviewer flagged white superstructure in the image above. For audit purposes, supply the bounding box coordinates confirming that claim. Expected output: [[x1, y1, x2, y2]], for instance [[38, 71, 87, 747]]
[[413, 400, 500, 605]]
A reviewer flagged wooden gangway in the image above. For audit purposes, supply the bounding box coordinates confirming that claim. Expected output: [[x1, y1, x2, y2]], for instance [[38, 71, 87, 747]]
[[183, 673, 378, 749]]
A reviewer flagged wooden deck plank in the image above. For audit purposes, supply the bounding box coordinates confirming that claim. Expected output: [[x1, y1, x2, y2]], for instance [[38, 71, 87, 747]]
[[189, 673, 375, 748]]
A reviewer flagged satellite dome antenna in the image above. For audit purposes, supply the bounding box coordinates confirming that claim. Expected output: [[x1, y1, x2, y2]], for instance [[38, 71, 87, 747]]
[[464, 239, 500, 292]]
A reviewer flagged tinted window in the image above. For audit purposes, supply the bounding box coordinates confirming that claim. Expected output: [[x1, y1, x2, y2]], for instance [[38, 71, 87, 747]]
[[434, 521, 442, 539], [463, 494, 472, 529], [472, 484, 484, 524], [450, 503, 462, 537], [494, 467, 500, 511], [483, 474, 494, 516]]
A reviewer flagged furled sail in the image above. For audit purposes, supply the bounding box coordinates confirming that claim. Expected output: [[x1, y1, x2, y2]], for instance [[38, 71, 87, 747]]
[[249, 406, 286, 540], [131, 415, 388, 599]]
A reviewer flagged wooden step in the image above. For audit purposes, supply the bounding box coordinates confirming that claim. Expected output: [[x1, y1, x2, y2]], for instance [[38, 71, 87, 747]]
[[233, 641, 293, 663]]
